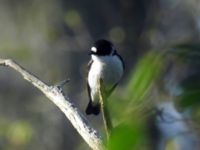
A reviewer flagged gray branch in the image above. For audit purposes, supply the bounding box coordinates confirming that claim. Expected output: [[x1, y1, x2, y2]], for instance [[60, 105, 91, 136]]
[[0, 59, 104, 150]]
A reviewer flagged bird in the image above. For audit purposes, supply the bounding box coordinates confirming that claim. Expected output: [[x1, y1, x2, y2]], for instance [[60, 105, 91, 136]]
[[86, 39, 125, 115]]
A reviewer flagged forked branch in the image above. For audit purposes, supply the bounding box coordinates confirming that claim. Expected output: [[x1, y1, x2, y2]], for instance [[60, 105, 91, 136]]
[[0, 59, 104, 150]]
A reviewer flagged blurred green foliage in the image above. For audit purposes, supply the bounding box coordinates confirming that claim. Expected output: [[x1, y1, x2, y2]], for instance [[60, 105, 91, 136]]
[[108, 122, 145, 150], [64, 10, 82, 29], [180, 74, 200, 108], [4, 48, 32, 61], [108, 47, 200, 149], [0, 119, 33, 150], [181, 90, 200, 108], [171, 44, 200, 110], [107, 51, 165, 150], [126, 51, 163, 102], [109, 52, 164, 119], [172, 43, 200, 65], [7, 121, 33, 146]]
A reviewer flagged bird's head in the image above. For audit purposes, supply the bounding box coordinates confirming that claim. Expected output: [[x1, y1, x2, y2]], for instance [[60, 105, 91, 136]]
[[89, 39, 116, 56]]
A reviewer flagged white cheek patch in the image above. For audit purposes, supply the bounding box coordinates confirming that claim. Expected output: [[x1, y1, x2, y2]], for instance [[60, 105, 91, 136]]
[[91, 47, 97, 53]]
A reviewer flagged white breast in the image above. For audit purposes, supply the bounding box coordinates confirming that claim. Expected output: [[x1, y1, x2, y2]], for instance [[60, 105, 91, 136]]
[[88, 55, 123, 104]]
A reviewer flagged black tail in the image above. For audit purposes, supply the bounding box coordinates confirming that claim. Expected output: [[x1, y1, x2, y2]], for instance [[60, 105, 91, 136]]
[[85, 100, 100, 115]]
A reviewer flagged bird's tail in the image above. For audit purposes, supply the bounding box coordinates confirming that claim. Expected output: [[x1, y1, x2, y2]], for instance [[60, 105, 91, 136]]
[[85, 100, 100, 115]]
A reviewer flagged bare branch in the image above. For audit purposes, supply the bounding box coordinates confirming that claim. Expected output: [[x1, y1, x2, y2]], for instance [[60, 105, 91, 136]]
[[0, 59, 104, 150]]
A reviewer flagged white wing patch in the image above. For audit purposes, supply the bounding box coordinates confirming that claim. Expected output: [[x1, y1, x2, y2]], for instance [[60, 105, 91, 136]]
[[91, 47, 97, 53]]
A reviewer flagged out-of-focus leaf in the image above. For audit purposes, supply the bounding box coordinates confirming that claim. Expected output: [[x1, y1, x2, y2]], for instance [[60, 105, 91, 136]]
[[179, 74, 200, 108], [180, 90, 200, 107], [172, 43, 200, 65], [108, 122, 144, 150], [109, 27, 126, 43], [64, 10, 82, 28], [166, 139, 177, 150], [126, 51, 163, 102], [6, 121, 33, 146]]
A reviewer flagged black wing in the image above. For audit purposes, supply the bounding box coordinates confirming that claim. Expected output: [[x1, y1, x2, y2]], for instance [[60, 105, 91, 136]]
[[86, 60, 93, 113], [85, 59, 100, 115], [86, 59, 93, 103], [86, 81, 100, 115], [116, 53, 125, 71], [87, 59, 93, 70]]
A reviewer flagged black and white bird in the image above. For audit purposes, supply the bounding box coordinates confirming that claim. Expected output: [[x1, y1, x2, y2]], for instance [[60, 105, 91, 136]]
[[86, 39, 125, 115]]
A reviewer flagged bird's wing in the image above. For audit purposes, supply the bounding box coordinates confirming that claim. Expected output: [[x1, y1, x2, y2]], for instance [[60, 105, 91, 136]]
[[86, 59, 100, 115], [87, 80, 92, 101], [116, 53, 125, 71], [87, 59, 93, 70], [106, 54, 124, 97], [86, 59, 93, 100]]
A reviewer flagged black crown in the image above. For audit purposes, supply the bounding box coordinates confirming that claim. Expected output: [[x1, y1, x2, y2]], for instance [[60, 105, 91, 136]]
[[90, 39, 114, 56]]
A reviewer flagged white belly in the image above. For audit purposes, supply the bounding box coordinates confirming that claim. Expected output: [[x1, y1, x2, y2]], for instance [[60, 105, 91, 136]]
[[88, 55, 123, 104]]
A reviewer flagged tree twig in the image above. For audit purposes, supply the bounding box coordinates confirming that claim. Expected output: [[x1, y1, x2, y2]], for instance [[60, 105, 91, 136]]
[[0, 59, 104, 150]]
